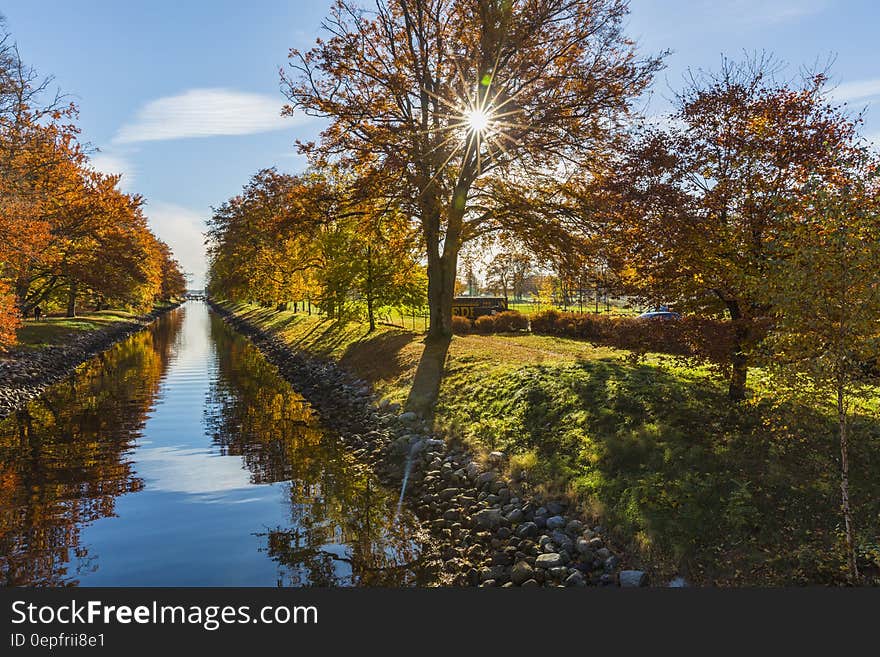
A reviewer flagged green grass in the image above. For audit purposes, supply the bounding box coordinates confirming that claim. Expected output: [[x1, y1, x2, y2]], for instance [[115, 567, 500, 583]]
[[507, 299, 639, 317], [14, 310, 139, 349], [224, 300, 880, 585]]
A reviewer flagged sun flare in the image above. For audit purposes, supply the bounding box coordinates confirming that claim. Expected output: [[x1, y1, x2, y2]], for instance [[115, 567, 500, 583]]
[[466, 108, 491, 133]]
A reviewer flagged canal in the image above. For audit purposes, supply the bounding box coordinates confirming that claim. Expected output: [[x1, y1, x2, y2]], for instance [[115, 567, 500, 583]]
[[0, 302, 428, 586]]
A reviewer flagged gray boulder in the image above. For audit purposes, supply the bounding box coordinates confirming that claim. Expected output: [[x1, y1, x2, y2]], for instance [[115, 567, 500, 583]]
[[505, 508, 525, 524], [476, 471, 496, 487], [546, 515, 566, 530], [564, 571, 586, 587], [535, 552, 563, 569], [511, 561, 535, 586], [619, 570, 648, 587], [473, 508, 504, 530], [565, 520, 584, 535], [516, 521, 538, 538]]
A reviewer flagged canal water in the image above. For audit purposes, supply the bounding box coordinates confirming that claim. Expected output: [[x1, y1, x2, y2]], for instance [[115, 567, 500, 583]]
[[0, 302, 428, 586]]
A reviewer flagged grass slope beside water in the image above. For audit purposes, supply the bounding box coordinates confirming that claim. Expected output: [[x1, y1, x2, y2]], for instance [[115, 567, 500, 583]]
[[224, 301, 880, 585], [10, 302, 179, 352], [13, 310, 141, 350]]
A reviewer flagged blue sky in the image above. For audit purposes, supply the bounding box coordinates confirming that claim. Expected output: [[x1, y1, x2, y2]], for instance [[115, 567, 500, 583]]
[[3, 0, 879, 286]]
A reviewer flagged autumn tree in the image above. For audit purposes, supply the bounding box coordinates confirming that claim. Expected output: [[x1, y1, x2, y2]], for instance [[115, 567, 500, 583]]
[[0, 22, 76, 318], [0, 22, 184, 335], [483, 251, 512, 300], [763, 156, 880, 583], [156, 240, 188, 301], [579, 56, 865, 400], [346, 198, 426, 331], [207, 169, 338, 306], [282, 0, 661, 339], [509, 251, 531, 302], [54, 171, 163, 316], [0, 279, 18, 349]]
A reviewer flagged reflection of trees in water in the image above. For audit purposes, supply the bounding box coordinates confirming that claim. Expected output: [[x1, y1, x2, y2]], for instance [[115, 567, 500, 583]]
[[0, 311, 181, 586], [206, 314, 429, 586]]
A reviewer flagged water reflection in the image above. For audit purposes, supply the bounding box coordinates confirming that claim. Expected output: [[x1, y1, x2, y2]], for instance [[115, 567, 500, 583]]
[[0, 313, 180, 585], [0, 303, 428, 586], [206, 315, 428, 586]]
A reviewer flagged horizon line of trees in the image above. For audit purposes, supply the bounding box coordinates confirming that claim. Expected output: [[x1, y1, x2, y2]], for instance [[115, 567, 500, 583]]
[[0, 22, 187, 350]]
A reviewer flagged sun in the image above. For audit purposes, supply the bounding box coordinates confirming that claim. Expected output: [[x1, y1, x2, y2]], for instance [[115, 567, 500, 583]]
[[465, 108, 492, 133]]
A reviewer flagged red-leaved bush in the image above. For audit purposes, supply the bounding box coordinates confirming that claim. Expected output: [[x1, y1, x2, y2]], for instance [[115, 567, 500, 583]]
[[471, 311, 530, 334], [474, 315, 496, 334], [492, 311, 530, 333], [451, 315, 472, 335], [529, 310, 766, 365]]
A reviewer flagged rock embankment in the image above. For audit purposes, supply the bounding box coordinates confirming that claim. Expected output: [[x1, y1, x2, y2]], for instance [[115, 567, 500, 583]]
[[211, 301, 649, 588], [0, 304, 181, 420]]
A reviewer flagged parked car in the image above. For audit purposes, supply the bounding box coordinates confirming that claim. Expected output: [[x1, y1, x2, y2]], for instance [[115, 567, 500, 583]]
[[637, 307, 681, 320]]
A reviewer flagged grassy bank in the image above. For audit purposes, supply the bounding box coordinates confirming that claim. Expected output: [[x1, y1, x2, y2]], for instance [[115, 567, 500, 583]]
[[12, 303, 178, 351], [224, 300, 880, 585], [14, 310, 140, 350]]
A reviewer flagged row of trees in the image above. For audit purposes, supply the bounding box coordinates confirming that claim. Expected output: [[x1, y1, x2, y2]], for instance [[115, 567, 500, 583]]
[[206, 168, 426, 331], [0, 23, 187, 349]]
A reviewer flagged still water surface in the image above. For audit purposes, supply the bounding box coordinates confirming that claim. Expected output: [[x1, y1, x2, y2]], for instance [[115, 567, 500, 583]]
[[0, 303, 427, 586]]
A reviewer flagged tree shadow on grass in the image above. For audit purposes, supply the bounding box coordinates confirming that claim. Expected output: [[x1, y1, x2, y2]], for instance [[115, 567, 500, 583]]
[[403, 337, 451, 420], [340, 331, 417, 384], [448, 356, 880, 584]]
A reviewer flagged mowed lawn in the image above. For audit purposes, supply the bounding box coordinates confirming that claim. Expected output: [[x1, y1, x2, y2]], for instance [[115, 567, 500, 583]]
[[228, 301, 880, 585], [13, 310, 140, 350]]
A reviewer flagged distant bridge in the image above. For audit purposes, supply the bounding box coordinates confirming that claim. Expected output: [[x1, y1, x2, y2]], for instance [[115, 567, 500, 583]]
[[184, 293, 206, 301]]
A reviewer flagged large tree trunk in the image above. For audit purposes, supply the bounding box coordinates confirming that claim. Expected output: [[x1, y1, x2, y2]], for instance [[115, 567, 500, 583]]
[[426, 251, 459, 340], [729, 352, 748, 401], [66, 280, 78, 318], [426, 189, 466, 340], [725, 299, 748, 401], [837, 384, 859, 583]]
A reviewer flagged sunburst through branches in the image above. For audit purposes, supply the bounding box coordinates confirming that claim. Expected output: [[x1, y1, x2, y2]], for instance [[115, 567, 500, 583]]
[[419, 66, 528, 194]]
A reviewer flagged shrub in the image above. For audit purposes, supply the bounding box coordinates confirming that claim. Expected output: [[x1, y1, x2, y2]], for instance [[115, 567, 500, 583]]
[[492, 310, 529, 332], [474, 314, 496, 334], [529, 309, 560, 334], [451, 314, 472, 335], [528, 309, 759, 366]]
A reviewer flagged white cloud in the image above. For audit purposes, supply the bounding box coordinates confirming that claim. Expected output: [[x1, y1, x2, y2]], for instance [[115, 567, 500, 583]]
[[144, 201, 208, 288], [114, 88, 303, 144], [90, 150, 137, 190], [830, 78, 880, 104]]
